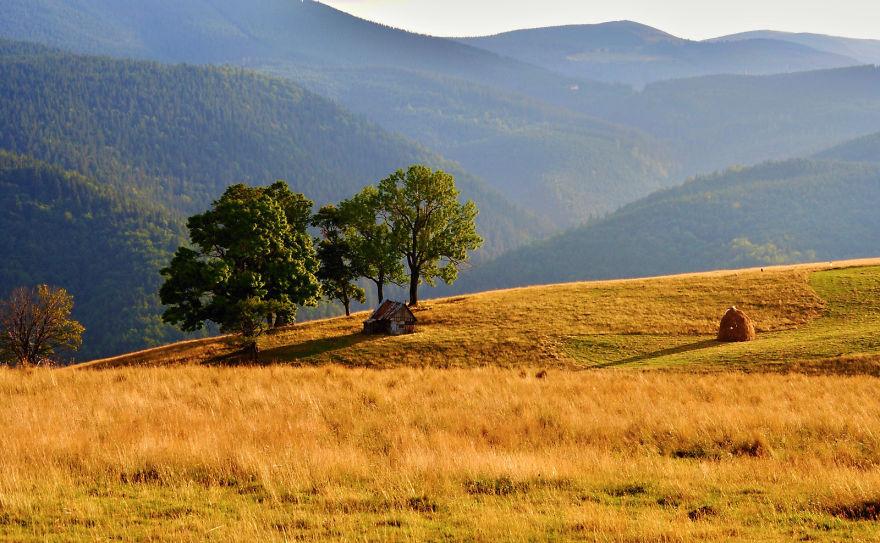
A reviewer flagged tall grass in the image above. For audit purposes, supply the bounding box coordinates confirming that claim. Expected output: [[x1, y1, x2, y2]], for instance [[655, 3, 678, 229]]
[[1, 366, 879, 541]]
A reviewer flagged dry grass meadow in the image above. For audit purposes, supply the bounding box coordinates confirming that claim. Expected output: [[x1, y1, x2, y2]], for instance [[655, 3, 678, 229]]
[[4, 259, 880, 541]]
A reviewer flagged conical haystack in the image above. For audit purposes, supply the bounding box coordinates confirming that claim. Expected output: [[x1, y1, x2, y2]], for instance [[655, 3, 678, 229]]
[[717, 307, 756, 342]]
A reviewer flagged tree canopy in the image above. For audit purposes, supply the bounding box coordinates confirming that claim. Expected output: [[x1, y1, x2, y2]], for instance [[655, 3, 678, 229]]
[[160, 181, 319, 353], [0, 284, 84, 366], [378, 165, 482, 306]]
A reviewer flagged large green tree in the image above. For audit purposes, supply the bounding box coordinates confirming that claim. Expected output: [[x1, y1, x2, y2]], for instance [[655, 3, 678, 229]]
[[337, 186, 405, 303], [378, 165, 482, 306], [312, 205, 367, 316], [159, 181, 319, 355]]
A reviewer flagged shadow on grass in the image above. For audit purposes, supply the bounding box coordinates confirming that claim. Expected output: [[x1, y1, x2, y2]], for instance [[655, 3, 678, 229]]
[[590, 339, 720, 369], [260, 332, 380, 366], [205, 333, 379, 366]]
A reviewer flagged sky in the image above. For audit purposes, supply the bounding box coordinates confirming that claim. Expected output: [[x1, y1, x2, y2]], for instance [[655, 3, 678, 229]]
[[321, 0, 880, 40]]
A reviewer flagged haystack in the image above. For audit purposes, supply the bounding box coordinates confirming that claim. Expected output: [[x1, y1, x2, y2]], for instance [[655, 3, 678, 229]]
[[717, 307, 756, 342]]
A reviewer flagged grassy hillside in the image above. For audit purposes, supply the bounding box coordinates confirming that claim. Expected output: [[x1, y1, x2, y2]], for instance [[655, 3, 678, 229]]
[[77, 260, 880, 373], [461, 21, 859, 86], [459, 159, 880, 291], [0, 151, 189, 359], [7, 261, 880, 541]]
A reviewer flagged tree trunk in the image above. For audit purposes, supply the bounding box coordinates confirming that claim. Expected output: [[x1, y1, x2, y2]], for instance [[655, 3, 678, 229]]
[[245, 341, 258, 362], [376, 277, 384, 304], [344, 301, 351, 317], [408, 269, 420, 307]]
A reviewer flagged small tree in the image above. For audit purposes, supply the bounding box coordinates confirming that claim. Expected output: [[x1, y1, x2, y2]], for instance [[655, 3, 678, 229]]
[[378, 165, 482, 306], [337, 186, 405, 303], [160, 181, 320, 357], [312, 205, 367, 316], [0, 285, 84, 367]]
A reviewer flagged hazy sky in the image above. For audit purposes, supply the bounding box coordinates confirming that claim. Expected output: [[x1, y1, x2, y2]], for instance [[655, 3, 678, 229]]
[[322, 0, 880, 40]]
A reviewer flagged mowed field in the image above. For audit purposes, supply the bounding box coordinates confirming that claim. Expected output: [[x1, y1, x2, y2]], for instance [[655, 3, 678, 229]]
[[3, 260, 880, 541]]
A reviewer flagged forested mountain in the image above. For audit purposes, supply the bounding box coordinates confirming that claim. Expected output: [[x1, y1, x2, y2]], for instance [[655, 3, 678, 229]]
[[0, 40, 544, 256], [0, 151, 188, 359], [460, 21, 860, 86], [714, 30, 880, 65], [0, 40, 554, 358], [0, 0, 612, 104], [0, 1, 681, 227], [4, 2, 880, 229], [288, 65, 674, 225], [814, 131, 880, 162], [600, 66, 880, 176], [457, 157, 880, 292]]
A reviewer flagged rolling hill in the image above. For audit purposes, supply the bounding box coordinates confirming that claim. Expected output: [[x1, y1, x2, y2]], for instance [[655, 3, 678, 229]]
[[0, 1, 679, 228], [814, 130, 880, 162], [714, 30, 880, 65], [5, 3, 880, 228], [75, 260, 880, 374], [460, 21, 860, 87], [455, 157, 880, 292], [600, 65, 880, 176], [289, 65, 674, 225], [0, 40, 544, 256]]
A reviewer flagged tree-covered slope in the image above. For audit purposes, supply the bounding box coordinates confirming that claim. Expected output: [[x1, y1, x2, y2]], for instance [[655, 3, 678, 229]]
[[6, 3, 880, 230], [0, 2, 681, 228], [814, 131, 880, 162], [0, 151, 188, 360], [461, 21, 859, 87], [0, 0, 611, 105], [599, 66, 880, 176], [289, 65, 674, 226], [714, 30, 880, 65], [457, 159, 880, 291], [0, 40, 545, 257]]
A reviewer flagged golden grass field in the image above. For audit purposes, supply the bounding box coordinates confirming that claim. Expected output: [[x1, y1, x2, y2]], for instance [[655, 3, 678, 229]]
[[4, 259, 880, 541]]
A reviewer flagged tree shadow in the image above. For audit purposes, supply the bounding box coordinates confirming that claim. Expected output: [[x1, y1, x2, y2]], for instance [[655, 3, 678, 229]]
[[205, 332, 381, 367], [589, 339, 720, 369]]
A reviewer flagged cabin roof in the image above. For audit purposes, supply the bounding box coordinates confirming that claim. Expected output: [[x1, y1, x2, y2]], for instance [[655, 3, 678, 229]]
[[365, 300, 416, 323]]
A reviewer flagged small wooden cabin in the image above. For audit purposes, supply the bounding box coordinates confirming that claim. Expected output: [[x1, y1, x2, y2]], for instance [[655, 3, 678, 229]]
[[363, 300, 417, 335]]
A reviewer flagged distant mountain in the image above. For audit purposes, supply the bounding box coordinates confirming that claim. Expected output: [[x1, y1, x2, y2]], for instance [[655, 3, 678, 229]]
[[600, 65, 880, 176], [6, 3, 880, 229], [814, 131, 880, 162], [0, 40, 544, 256], [0, 0, 683, 228], [0, 0, 614, 105], [0, 151, 188, 360], [460, 21, 860, 86], [714, 30, 880, 65], [0, 41, 553, 358], [287, 64, 674, 226], [458, 157, 880, 292]]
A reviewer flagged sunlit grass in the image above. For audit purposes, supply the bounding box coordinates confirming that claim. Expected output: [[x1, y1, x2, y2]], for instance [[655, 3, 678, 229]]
[[25, 258, 880, 540], [2, 367, 880, 541]]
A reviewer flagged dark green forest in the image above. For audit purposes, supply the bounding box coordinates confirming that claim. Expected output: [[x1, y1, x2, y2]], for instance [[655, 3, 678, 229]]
[[0, 41, 546, 358], [457, 158, 880, 291], [3, 2, 879, 228], [0, 151, 189, 359]]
